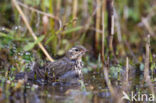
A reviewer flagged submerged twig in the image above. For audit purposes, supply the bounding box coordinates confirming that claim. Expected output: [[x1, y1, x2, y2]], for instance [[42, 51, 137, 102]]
[[12, 0, 54, 62]]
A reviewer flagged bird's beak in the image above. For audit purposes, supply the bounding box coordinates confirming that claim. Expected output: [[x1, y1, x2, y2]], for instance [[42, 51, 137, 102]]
[[82, 48, 87, 53]]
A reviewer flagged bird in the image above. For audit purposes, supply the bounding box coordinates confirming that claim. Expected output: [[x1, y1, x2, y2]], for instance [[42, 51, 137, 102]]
[[16, 45, 87, 84]]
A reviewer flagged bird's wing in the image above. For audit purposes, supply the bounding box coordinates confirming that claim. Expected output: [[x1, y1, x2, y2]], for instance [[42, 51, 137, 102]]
[[33, 62, 47, 79], [44, 59, 75, 77]]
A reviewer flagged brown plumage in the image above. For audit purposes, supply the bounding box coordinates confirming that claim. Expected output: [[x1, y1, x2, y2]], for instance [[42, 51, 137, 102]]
[[16, 45, 87, 83]]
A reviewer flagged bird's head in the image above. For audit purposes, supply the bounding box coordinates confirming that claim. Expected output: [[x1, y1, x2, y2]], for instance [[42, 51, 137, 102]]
[[66, 45, 87, 60]]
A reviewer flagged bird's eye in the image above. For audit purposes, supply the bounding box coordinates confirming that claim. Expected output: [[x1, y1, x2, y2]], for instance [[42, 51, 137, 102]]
[[75, 49, 79, 52]]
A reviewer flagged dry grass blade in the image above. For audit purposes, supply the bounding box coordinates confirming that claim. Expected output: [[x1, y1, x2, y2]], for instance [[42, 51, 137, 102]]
[[95, 0, 101, 51], [72, 0, 78, 24], [72, 0, 78, 36], [121, 57, 130, 101], [17, 1, 62, 30], [144, 34, 155, 95], [126, 57, 129, 84], [12, 0, 54, 62], [142, 18, 154, 36], [101, 0, 106, 63]]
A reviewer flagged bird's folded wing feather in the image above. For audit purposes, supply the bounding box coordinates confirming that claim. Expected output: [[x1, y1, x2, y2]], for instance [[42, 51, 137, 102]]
[[33, 59, 75, 79], [45, 59, 75, 77]]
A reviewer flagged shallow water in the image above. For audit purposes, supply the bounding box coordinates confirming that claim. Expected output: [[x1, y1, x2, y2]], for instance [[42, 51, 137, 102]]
[[0, 68, 155, 103]]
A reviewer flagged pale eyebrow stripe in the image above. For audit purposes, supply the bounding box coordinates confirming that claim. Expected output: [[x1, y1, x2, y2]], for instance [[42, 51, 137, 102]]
[[69, 48, 77, 52]]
